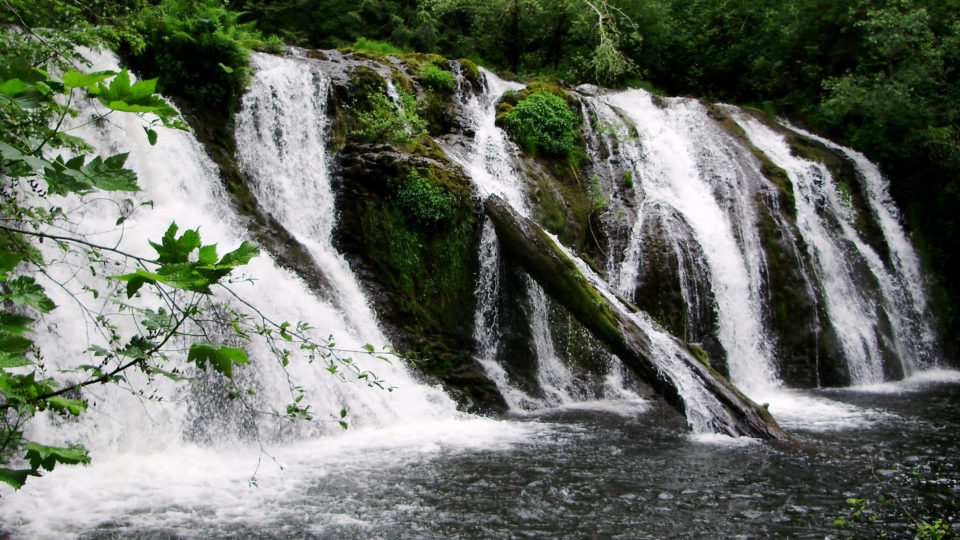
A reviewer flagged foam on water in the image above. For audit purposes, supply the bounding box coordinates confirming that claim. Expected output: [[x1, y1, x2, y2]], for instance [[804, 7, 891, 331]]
[[2, 418, 549, 538], [846, 369, 960, 394], [750, 389, 895, 432]]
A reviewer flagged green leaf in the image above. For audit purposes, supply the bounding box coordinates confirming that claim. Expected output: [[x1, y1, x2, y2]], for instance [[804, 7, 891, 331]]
[[0, 251, 23, 279], [144, 127, 158, 146], [23, 442, 91, 471], [128, 78, 158, 101], [188, 343, 248, 378], [83, 153, 139, 192], [105, 100, 162, 114], [217, 241, 259, 268], [0, 332, 32, 355], [0, 468, 40, 489], [197, 244, 218, 265], [1, 312, 34, 335], [62, 70, 116, 89], [0, 78, 30, 95], [46, 396, 87, 416], [3, 276, 56, 313], [0, 352, 32, 368]]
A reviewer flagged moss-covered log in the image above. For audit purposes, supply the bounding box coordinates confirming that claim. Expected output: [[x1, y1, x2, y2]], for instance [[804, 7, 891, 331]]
[[484, 195, 790, 440]]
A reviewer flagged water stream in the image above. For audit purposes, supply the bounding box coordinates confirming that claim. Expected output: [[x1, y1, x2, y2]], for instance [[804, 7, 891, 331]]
[[0, 52, 954, 538]]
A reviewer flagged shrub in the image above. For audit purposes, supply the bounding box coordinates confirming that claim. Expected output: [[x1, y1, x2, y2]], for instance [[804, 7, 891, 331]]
[[354, 87, 426, 143], [348, 37, 405, 55], [502, 91, 578, 157], [396, 171, 456, 224], [421, 65, 454, 93], [261, 34, 285, 54]]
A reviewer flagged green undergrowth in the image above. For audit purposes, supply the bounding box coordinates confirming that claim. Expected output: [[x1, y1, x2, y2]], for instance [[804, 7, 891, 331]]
[[344, 37, 408, 56], [497, 80, 581, 159], [352, 163, 477, 377]]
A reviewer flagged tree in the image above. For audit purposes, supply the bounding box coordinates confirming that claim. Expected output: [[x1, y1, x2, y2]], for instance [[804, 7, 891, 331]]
[[421, 0, 639, 84]]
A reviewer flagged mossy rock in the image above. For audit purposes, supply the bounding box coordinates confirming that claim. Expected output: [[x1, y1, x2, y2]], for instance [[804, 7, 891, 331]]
[[548, 298, 612, 378], [391, 69, 414, 92], [686, 343, 710, 366], [348, 65, 387, 102], [418, 89, 456, 136], [333, 140, 491, 407], [458, 58, 480, 87]]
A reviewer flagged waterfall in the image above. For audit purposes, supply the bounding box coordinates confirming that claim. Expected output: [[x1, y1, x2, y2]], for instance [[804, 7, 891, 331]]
[[730, 111, 933, 383], [1, 51, 469, 519], [448, 68, 639, 411], [234, 52, 384, 346], [785, 123, 937, 369], [588, 90, 779, 395], [545, 232, 740, 433]]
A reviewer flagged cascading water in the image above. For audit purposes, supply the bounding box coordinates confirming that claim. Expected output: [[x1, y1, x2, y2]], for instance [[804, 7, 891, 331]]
[[730, 110, 933, 383], [234, 52, 385, 347], [447, 68, 640, 411], [545, 232, 740, 433], [588, 90, 779, 395], [3, 44, 955, 539], [786, 123, 937, 368], [0, 51, 535, 536]]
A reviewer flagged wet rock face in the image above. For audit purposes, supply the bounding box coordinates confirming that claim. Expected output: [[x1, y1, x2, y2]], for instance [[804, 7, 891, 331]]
[[631, 205, 726, 375], [331, 137, 498, 412]]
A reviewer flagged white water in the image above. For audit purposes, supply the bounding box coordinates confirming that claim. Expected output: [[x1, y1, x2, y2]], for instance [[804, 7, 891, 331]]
[[786, 123, 937, 368], [0, 51, 537, 534], [546, 232, 739, 433], [731, 111, 929, 382], [593, 91, 778, 394], [2, 48, 947, 535], [447, 67, 528, 213], [450, 68, 643, 412], [234, 52, 385, 347]]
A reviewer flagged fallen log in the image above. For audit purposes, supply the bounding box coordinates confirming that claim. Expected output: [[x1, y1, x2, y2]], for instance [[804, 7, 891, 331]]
[[485, 195, 789, 440]]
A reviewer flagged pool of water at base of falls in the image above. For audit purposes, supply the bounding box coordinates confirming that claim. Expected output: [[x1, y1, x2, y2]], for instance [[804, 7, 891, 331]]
[[3, 373, 959, 539]]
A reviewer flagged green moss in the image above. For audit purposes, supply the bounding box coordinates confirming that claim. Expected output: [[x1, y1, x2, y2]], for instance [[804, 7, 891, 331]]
[[391, 70, 413, 92], [622, 170, 634, 188], [418, 89, 456, 136], [686, 343, 710, 366], [458, 58, 480, 86], [347, 161, 477, 378], [349, 65, 387, 101]]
